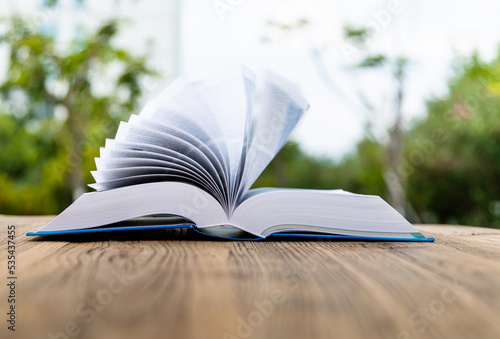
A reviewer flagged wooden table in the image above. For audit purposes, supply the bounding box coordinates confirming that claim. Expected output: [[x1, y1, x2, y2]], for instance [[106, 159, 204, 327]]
[[1, 215, 499, 339]]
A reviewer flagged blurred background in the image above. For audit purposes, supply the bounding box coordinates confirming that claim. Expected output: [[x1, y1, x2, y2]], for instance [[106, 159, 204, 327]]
[[0, 0, 499, 228]]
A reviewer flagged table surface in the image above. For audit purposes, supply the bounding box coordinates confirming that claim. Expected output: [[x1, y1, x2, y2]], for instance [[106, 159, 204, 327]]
[[1, 215, 500, 339]]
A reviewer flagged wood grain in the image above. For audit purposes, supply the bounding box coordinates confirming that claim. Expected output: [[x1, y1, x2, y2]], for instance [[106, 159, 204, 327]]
[[1, 215, 499, 339]]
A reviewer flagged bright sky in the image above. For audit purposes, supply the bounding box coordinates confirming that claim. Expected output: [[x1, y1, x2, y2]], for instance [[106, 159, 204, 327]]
[[182, 0, 500, 159], [1, 0, 499, 159]]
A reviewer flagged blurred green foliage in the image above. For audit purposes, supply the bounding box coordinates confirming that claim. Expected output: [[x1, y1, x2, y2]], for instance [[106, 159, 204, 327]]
[[254, 139, 386, 197], [0, 17, 157, 214], [404, 53, 500, 227]]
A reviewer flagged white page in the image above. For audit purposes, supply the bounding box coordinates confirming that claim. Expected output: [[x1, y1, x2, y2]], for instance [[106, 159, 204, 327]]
[[139, 73, 233, 180], [89, 174, 190, 191], [97, 149, 220, 196], [180, 65, 255, 197], [40, 182, 228, 231], [101, 139, 217, 189], [94, 157, 218, 197], [138, 110, 230, 174], [114, 122, 229, 205], [237, 71, 310, 199], [127, 114, 229, 189], [92, 166, 194, 182], [230, 188, 419, 238]]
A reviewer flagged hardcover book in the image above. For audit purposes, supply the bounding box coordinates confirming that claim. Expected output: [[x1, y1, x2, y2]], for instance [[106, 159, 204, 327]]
[[28, 66, 433, 242]]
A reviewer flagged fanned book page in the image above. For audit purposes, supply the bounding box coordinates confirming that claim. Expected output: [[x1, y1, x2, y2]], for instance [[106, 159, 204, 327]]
[[28, 65, 433, 242]]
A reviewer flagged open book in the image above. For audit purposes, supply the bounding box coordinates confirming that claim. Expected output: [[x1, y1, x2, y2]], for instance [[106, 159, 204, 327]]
[[28, 66, 433, 241]]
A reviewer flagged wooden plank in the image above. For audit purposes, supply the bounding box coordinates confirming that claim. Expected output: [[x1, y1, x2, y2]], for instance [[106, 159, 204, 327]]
[[0, 216, 499, 339]]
